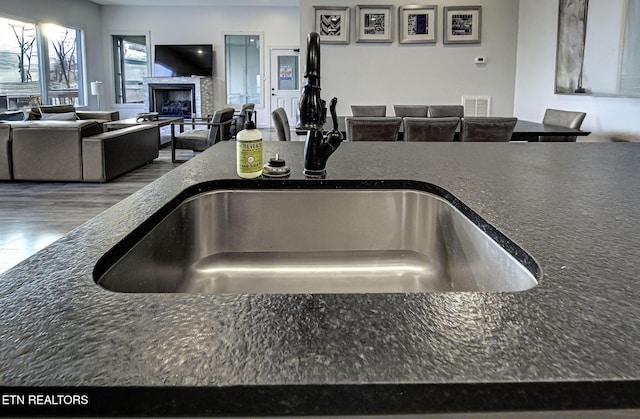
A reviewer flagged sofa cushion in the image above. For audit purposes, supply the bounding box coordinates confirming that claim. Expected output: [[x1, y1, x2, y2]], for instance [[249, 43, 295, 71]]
[[29, 104, 77, 120], [9, 120, 103, 136], [10, 120, 103, 181], [41, 111, 78, 121]]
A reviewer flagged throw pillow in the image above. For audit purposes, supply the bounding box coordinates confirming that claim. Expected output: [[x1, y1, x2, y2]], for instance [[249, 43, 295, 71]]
[[0, 111, 26, 122], [40, 104, 77, 114], [31, 104, 78, 120], [41, 112, 78, 121]]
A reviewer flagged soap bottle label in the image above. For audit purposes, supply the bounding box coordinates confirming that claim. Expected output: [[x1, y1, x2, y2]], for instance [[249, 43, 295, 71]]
[[237, 140, 263, 174]]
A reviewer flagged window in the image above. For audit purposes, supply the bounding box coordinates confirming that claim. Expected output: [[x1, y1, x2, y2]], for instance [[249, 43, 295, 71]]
[[0, 17, 41, 110], [225, 34, 262, 105], [277, 55, 299, 91], [43, 23, 83, 106], [112, 35, 148, 104], [0, 16, 86, 110]]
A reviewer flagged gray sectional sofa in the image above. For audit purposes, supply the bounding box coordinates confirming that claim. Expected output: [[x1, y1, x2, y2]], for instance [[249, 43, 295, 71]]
[[0, 120, 159, 182]]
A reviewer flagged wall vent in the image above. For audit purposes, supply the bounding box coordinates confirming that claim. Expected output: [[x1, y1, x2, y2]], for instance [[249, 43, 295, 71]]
[[462, 96, 491, 117]]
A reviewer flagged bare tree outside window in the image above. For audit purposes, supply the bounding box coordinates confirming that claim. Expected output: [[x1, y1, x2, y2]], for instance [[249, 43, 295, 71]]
[[44, 23, 80, 105], [50, 28, 77, 89], [0, 17, 41, 109], [9, 22, 36, 83]]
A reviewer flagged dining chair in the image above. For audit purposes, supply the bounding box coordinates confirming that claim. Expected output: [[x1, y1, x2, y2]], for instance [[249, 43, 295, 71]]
[[460, 117, 518, 142], [428, 105, 465, 118], [393, 105, 429, 117], [403, 117, 459, 142], [230, 103, 255, 138], [350, 105, 387, 117], [345, 117, 402, 141], [172, 107, 235, 162], [539, 108, 587, 142], [271, 107, 291, 141]]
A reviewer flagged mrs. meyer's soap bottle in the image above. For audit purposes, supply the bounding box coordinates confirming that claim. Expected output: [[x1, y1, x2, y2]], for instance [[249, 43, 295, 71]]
[[236, 110, 262, 178]]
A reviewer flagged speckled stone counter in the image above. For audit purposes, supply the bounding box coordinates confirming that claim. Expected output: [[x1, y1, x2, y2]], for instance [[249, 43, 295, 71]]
[[1, 142, 639, 416]]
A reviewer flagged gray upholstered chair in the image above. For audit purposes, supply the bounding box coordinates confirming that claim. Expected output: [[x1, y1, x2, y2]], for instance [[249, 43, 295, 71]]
[[539, 108, 587, 142], [460, 117, 518, 142], [172, 107, 235, 162], [404, 117, 459, 142], [345, 117, 402, 142], [230, 103, 255, 138], [350, 105, 387, 117], [393, 105, 429, 117], [429, 105, 465, 118], [271, 107, 291, 141]]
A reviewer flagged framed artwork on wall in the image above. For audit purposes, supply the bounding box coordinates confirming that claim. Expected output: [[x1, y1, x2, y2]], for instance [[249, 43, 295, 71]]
[[555, 0, 588, 94], [443, 6, 482, 44], [356, 5, 394, 43], [314, 6, 351, 44], [399, 5, 437, 44]]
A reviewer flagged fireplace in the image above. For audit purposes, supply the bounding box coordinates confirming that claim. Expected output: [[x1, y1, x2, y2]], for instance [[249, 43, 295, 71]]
[[149, 84, 196, 117], [143, 77, 214, 118]]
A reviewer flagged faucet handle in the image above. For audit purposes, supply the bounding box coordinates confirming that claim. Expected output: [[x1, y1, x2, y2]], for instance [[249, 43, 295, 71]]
[[329, 97, 339, 131], [325, 97, 343, 149]]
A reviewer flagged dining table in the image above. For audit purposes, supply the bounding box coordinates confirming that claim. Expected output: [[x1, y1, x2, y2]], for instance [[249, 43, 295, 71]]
[[297, 116, 591, 142]]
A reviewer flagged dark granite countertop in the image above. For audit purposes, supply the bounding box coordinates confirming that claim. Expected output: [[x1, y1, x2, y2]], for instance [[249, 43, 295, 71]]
[[1, 142, 639, 416]]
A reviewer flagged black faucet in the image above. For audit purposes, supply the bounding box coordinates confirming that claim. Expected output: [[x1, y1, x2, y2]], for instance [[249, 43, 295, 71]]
[[303, 97, 343, 177], [298, 32, 343, 177]]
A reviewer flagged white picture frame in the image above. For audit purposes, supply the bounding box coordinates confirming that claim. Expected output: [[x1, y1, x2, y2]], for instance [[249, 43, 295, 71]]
[[399, 5, 437, 44], [443, 6, 482, 44], [314, 6, 351, 44], [356, 5, 394, 43]]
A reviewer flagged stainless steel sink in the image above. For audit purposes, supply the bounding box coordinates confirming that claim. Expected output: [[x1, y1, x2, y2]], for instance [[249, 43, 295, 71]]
[[95, 181, 540, 294]]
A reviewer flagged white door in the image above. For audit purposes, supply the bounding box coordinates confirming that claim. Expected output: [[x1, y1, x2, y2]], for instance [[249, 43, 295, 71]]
[[270, 48, 300, 128]]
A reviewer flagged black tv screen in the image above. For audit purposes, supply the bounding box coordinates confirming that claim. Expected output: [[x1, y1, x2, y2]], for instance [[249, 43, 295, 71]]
[[153, 44, 213, 77]]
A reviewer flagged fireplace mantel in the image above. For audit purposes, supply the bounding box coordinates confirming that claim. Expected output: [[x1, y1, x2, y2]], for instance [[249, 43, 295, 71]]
[[143, 77, 214, 116]]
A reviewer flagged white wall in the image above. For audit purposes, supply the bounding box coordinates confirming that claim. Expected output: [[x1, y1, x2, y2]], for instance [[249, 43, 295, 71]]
[[514, 0, 640, 133], [101, 5, 300, 126], [299, 0, 520, 117], [0, 0, 105, 109]]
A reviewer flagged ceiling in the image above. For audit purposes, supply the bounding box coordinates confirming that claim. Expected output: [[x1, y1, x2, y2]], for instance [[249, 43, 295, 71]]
[[89, 0, 298, 6]]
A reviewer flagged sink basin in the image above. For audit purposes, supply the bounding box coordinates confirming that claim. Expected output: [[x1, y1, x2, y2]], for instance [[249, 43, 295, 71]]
[[95, 180, 540, 294]]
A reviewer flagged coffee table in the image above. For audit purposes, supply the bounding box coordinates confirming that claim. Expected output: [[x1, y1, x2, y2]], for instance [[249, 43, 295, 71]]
[[104, 116, 184, 147]]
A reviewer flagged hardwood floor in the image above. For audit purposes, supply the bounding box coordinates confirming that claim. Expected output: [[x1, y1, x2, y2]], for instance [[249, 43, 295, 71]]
[[0, 147, 181, 274], [0, 128, 290, 274]]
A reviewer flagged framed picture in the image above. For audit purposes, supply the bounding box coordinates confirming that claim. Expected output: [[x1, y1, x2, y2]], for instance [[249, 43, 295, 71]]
[[356, 5, 393, 43], [314, 6, 351, 44], [399, 5, 437, 44], [443, 6, 482, 44]]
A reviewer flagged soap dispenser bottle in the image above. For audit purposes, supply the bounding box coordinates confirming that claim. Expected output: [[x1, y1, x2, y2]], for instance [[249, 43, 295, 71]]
[[236, 110, 263, 179]]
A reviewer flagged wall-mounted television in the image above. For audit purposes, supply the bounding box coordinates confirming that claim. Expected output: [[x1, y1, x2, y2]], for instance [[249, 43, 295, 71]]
[[153, 44, 214, 77]]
